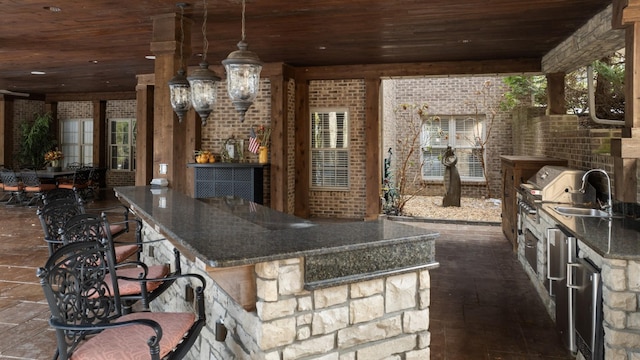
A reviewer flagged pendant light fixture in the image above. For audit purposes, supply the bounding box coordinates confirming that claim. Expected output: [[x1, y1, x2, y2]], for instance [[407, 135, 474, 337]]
[[222, 0, 263, 122], [187, 0, 220, 125], [168, 3, 191, 122]]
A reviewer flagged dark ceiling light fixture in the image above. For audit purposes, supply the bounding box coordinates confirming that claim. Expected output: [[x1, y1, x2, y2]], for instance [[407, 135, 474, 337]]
[[222, 0, 263, 122], [168, 2, 192, 122], [187, 0, 221, 126]]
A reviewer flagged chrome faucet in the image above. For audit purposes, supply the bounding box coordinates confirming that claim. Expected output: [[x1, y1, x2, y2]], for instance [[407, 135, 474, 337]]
[[579, 169, 612, 216]]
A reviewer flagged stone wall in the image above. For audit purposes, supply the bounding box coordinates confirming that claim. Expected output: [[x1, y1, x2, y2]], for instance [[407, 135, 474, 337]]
[[142, 221, 433, 360], [577, 242, 640, 359]]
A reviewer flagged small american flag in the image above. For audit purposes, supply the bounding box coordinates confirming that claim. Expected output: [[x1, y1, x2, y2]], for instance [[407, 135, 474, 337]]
[[248, 127, 260, 154]]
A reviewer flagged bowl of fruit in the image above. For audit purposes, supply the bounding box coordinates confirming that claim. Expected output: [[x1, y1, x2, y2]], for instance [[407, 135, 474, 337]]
[[195, 150, 216, 164]]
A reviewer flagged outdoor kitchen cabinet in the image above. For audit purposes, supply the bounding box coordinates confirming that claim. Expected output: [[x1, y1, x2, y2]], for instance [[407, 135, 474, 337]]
[[500, 156, 567, 252]]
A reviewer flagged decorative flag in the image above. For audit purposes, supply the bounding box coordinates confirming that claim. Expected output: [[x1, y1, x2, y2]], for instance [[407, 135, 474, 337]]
[[248, 127, 260, 154]]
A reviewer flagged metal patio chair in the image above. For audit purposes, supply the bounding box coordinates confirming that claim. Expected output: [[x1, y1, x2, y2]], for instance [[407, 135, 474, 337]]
[[0, 168, 24, 206], [37, 240, 206, 360], [20, 168, 57, 207], [60, 212, 181, 312]]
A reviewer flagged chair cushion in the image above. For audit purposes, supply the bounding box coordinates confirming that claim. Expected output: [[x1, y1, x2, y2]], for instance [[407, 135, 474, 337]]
[[70, 311, 196, 360], [57, 183, 74, 190], [113, 264, 171, 295], [109, 223, 127, 237], [114, 244, 139, 263], [25, 184, 57, 192]]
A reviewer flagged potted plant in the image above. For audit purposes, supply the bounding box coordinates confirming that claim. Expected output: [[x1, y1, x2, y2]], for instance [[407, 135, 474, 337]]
[[17, 112, 57, 169]]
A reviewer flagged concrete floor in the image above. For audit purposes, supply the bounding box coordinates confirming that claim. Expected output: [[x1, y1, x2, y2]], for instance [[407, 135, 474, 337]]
[[0, 191, 574, 359]]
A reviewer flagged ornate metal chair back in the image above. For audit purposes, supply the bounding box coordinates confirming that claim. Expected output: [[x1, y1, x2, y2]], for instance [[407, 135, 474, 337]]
[[37, 198, 84, 254], [36, 240, 123, 358]]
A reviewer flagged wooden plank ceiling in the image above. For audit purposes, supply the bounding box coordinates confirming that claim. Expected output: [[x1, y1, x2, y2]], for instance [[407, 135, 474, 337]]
[[0, 0, 611, 95]]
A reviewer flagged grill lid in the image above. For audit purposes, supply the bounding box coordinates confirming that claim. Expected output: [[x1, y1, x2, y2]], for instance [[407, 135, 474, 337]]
[[523, 165, 595, 204]]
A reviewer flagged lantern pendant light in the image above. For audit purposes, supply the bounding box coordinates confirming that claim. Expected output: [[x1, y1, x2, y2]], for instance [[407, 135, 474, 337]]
[[168, 3, 191, 122], [222, 0, 263, 122], [187, 0, 220, 126]]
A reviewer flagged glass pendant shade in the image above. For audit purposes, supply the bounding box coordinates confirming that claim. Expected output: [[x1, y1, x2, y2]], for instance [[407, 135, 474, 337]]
[[222, 40, 263, 122], [168, 68, 191, 122], [187, 62, 221, 125]]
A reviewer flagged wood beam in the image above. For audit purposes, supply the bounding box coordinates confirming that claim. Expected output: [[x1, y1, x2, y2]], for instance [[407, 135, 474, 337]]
[[0, 96, 13, 168], [46, 92, 136, 102], [294, 81, 310, 218], [135, 83, 154, 186], [92, 100, 107, 167], [365, 78, 382, 220], [150, 12, 192, 192], [546, 73, 566, 115], [269, 73, 288, 212], [294, 58, 541, 81]]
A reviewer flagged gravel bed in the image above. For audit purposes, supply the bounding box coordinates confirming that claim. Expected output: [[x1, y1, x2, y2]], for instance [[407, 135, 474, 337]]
[[401, 196, 502, 223]]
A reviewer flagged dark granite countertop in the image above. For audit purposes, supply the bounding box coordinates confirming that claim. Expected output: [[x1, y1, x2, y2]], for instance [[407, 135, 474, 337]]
[[539, 203, 640, 260], [114, 186, 439, 268]]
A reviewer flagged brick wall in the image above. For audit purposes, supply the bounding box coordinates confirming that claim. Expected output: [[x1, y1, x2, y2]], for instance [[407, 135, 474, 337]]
[[512, 111, 622, 195], [57, 100, 139, 188], [10, 100, 46, 168], [308, 80, 367, 219], [383, 77, 513, 200]]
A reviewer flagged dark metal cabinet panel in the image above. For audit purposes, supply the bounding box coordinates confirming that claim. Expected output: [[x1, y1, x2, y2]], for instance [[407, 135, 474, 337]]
[[189, 163, 266, 204]]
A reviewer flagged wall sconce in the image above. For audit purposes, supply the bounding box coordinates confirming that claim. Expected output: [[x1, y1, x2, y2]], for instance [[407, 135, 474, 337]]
[[188, 0, 220, 125], [222, 0, 262, 122]]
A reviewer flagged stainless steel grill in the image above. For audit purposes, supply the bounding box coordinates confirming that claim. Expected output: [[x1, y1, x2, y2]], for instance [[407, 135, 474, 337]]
[[519, 166, 594, 205], [517, 166, 596, 218]]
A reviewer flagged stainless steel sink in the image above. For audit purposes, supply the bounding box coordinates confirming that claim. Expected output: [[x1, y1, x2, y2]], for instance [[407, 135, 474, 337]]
[[553, 206, 611, 218]]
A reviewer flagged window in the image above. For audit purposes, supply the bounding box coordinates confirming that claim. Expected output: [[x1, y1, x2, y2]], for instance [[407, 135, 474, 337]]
[[421, 115, 485, 181], [60, 119, 93, 167], [310, 108, 349, 190], [109, 118, 136, 171]]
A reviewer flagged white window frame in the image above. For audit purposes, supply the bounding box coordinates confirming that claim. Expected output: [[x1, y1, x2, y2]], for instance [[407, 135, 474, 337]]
[[421, 115, 485, 181], [109, 118, 136, 171], [310, 108, 350, 191], [60, 118, 94, 168]]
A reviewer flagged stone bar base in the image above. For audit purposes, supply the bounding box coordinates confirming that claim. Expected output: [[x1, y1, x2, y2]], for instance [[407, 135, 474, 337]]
[[140, 221, 433, 360]]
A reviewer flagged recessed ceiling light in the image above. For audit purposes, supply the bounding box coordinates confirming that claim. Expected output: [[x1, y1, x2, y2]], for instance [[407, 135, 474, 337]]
[[43, 6, 62, 12], [31, 71, 46, 75], [89, 60, 99, 64], [318, 46, 327, 50], [145, 55, 156, 60]]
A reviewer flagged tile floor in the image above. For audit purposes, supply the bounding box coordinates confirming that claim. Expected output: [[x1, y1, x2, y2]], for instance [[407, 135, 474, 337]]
[[0, 192, 574, 359]]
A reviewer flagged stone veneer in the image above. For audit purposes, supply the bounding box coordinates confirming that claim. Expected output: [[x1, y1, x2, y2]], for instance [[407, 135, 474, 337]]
[[141, 221, 433, 360], [518, 209, 640, 359], [577, 243, 640, 360]]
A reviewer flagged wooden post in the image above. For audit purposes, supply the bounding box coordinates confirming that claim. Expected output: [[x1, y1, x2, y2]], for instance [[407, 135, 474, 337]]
[[149, 13, 192, 193], [546, 72, 566, 115], [294, 80, 310, 218], [365, 78, 381, 220], [135, 76, 155, 186]]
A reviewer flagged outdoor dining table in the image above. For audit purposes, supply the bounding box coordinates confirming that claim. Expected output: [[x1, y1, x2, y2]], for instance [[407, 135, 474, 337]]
[[15, 169, 76, 179]]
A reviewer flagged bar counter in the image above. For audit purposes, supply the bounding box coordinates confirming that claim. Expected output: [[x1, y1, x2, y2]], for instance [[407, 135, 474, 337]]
[[113, 186, 440, 359]]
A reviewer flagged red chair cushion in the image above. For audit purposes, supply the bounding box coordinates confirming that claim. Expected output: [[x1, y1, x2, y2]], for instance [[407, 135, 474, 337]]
[[114, 244, 138, 263], [113, 264, 171, 295], [25, 184, 57, 192], [70, 311, 196, 360]]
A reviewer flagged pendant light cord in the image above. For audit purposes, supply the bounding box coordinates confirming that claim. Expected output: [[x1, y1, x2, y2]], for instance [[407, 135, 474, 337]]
[[241, 0, 246, 41], [178, 4, 185, 70], [202, 0, 209, 62]]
